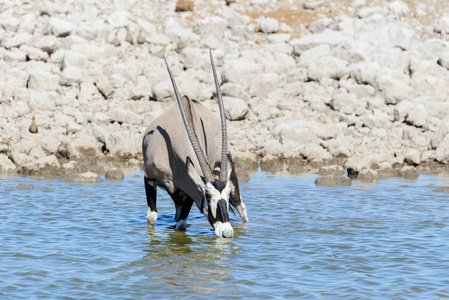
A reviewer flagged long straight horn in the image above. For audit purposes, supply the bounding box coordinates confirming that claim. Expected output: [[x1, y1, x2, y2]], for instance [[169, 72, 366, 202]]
[[163, 56, 214, 183], [209, 50, 228, 182]]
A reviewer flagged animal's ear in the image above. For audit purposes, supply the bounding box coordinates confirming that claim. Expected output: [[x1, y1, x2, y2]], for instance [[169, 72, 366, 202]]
[[186, 156, 206, 188]]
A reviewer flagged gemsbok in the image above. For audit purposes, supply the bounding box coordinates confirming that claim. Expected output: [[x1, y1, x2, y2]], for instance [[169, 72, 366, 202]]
[[142, 51, 249, 238]]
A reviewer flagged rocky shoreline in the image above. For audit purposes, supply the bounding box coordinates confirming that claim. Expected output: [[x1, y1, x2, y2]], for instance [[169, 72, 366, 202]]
[[1, 0, 449, 184]]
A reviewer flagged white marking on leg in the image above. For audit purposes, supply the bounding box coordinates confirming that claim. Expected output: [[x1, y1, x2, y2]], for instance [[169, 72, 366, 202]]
[[176, 219, 187, 231], [214, 221, 234, 238], [147, 208, 158, 225]]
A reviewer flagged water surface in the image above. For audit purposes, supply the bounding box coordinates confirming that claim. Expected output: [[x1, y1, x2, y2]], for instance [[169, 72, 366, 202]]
[[1, 170, 449, 298]]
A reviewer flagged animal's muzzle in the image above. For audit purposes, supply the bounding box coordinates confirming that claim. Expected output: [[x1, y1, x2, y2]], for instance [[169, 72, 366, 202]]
[[213, 199, 233, 237], [214, 221, 234, 238]]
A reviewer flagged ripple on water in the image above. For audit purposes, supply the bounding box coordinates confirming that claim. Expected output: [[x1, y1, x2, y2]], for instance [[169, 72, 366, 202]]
[[1, 171, 449, 298]]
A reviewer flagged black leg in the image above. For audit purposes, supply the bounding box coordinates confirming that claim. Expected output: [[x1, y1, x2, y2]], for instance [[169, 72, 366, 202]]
[[169, 191, 194, 231], [144, 176, 158, 225]]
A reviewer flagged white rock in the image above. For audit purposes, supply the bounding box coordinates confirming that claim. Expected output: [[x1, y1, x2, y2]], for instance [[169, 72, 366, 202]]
[[361, 115, 391, 129], [33, 35, 60, 54], [249, 73, 279, 97], [257, 16, 279, 34], [62, 50, 88, 69], [309, 18, 335, 33], [40, 135, 61, 154], [298, 44, 331, 68], [393, 100, 413, 122], [0, 154, 17, 173], [26, 91, 58, 112], [221, 83, 249, 100], [357, 6, 385, 19], [267, 34, 291, 43], [308, 56, 348, 81], [45, 17, 75, 37], [223, 97, 249, 121], [0, 16, 20, 31], [388, 24, 412, 50], [387, 1, 410, 16], [20, 45, 49, 61], [352, 0, 366, 7], [180, 47, 209, 70], [292, 29, 351, 55], [92, 125, 108, 143], [358, 168, 380, 182], [2, 32, 33, 48], [193, 16, 228, 38], [59, 66, 83, 86], [18, 13, 37, 34], [12, 100, 30, 117], [73, 21, 100, 41], [129, 75, 152, 100], [271, 121, 316, 145], [70, 44, 105, 61], [3, 48, 27, 62], [221, 59, 263, 91], [85, 69, 113, 99], [18, 155, 61, 175], [107, 11, 130, 28], [67, 121, 82, 135], [434, 17, 449, 35], [29, 146, 47, 160], [405, 104, 427, 127], [220, 8, 250, 27], [27, 71, 60, 91], [301, 143, 332, 161], [9, 152, 35, 167], [105, 131, 141, 158], [350, 62, 379, 87], [110, 109, 143, 125], [151, 81, 173, 101], [436, 134, 449, 163], [414, 4, 432, 17], [404, 149, 421, 165], [78, 82, 104, 102], [377, 75, 412, 105], [330, 92, 358, 115]]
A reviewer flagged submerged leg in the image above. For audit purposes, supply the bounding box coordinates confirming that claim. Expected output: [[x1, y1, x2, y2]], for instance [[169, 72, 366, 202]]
[[144, 177, 158, 225], [229, 168, 249, 223], [170, 191, 194, 231]]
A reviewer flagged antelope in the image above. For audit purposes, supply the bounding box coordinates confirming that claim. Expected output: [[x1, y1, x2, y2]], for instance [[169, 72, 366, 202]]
[[142, 51, 249, 238]]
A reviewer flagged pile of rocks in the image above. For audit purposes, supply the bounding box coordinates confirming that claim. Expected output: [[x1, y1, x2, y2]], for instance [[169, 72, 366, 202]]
[[1, 0, 449, 182]]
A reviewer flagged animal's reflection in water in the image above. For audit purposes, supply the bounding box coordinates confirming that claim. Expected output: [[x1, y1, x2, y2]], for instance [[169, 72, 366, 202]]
[[140, 223, 246, 292]]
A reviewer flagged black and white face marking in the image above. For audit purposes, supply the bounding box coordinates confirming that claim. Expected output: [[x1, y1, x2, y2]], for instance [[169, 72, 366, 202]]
[[205, 181, 234, 238]]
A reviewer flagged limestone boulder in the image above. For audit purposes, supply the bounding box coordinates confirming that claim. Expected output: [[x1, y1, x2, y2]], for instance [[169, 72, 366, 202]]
[[0, 155, 17, 173], [308, 56, 349, 81], [105, 168, 125, 180], [18, 155, 61, 175], [315, 175, 351, 186], [223, 97, 249, 121]]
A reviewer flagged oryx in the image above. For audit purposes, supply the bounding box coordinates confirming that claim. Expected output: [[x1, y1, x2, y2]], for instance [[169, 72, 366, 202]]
[[142, 51, 249, 238]]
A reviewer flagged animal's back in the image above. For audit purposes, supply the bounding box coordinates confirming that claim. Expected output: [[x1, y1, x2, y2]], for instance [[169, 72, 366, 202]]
[[142, 98, 222, 193]]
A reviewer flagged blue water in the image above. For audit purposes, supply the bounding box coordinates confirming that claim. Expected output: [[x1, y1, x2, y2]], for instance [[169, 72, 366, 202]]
[[1, 170, 449, 298]]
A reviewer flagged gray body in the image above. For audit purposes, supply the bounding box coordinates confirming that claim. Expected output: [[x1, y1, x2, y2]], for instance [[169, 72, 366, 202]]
[[142, 97, 248, 236], [143, 98, 223, 203]]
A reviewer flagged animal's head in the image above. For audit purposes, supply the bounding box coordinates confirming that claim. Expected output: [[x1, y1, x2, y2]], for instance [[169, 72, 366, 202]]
[[186, 156, 235, 238], [164, 50, 234, 238]]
